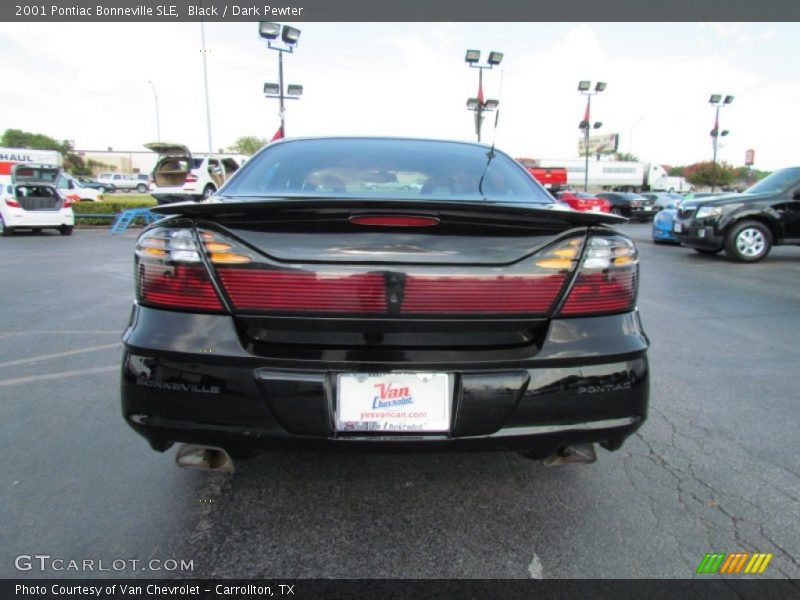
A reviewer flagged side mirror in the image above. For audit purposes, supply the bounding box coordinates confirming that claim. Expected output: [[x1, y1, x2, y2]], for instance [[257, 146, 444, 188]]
[[793, 188, 800, 200]]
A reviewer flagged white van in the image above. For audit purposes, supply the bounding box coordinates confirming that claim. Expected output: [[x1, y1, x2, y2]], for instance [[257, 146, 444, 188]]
[[145, 142, 242, 205]]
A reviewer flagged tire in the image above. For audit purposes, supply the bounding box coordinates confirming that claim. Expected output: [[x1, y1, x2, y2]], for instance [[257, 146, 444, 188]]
[[0, 215, 11, 237], [610, 206, 623, 216], [693, 248, 721, 255], [99, 186, 107, 193], [202, 185, 216, 199], [724, 220, 772, 262], [136, 184, 148, 193], [60, 225, 74, 236]]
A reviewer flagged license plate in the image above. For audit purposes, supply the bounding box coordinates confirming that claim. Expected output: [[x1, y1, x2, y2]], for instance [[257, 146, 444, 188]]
[[591, 206, 601, 212], [674, 222, 683, 233], [644, 206, 653, 211], [336, 373, 450, 433]]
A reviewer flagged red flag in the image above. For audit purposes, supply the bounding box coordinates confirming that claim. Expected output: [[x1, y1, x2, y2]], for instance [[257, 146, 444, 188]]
[[583, 102, 590, 123], [477, 80, 485, 105], [271, 125, 284, 142]]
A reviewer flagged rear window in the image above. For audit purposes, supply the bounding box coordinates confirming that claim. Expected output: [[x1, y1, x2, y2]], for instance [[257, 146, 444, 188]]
[[223, 139, 554, 204]]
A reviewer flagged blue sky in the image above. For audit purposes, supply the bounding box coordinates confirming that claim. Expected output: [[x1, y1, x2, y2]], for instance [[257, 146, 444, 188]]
[[1, 21, 796, 169]]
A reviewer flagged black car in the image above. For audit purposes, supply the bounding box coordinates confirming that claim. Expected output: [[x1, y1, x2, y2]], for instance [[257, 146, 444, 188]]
[[75, 176, 116, 193], [121, 137, 649, 472], [673, 167, 800, 262], [596, 192, 657, 221]]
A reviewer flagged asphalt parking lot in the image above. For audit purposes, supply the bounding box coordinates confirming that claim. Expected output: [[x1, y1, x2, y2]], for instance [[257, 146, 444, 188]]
[[1, 224, 798, 579]]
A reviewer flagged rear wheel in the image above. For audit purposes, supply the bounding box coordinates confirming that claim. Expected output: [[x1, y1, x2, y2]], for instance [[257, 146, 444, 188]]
[[724, 220, 772, 262], [610, 207, 623, 216], [60, 225, 74, 236], [202, 184, 216, 199], [99, 186, 107, 193], [0, 216, 11, 236]]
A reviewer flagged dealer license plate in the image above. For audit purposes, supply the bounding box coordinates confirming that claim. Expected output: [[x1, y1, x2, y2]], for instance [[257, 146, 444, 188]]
[[674, 222, 683, 233], [336, 373, 450, 433]]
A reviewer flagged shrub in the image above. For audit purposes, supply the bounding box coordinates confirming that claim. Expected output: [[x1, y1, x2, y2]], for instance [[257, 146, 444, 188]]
[[71, 200, 157, 227]]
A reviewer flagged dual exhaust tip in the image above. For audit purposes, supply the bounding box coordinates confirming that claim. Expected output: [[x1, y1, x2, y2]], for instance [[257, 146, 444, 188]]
[[174, 442, 597, 472], [176, 444, 235, 474]]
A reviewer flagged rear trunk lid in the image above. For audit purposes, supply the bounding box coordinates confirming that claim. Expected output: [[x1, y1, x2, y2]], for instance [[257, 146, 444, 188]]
[[145, 142, 194, 188], [11, 163, 64, 211]]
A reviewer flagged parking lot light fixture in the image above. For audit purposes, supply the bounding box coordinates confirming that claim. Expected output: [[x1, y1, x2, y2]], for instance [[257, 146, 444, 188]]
[[259, 21, 281, 40], [281, 25, 301, 45], [578, 80, 607, 191], [487, 51, 504, 65], [260, 22, 303, 138], [708, 93, 734, 192], [465, 48, 503, 142]]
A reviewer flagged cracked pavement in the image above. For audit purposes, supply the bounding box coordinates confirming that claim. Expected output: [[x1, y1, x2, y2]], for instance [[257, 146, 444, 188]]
[[0, 226, 798, 579]]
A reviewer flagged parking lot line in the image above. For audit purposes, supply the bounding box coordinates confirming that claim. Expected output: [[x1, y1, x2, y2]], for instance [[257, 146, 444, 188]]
[[0, 366, 118, 387], [0, 342, 120, 369]]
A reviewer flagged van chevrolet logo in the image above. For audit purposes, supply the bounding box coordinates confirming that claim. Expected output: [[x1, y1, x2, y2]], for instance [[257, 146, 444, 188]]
[[696, 552, 773, 574]]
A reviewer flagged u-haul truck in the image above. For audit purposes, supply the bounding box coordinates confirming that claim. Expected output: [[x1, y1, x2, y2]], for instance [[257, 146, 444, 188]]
[[0, 148, 74, 236]]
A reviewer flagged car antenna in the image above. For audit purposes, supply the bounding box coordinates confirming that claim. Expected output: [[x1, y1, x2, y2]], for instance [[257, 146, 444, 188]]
[[478, 70, 504, 200]]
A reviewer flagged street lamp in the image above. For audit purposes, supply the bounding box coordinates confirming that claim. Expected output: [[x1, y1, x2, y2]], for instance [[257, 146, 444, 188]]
[[147, 80, 161, 142], [259, 22, 303, 140], [464, 49, 502, 142], [578, 80, 606, 192], [709, 93, 734, 192]]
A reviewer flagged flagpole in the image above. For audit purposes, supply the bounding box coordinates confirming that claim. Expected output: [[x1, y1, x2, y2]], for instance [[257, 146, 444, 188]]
[[584, 94, 591, 192], [711, 105, 720, 193]]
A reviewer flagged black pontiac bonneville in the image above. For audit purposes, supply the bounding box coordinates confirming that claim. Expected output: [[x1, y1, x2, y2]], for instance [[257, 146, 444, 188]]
[[121, 138, 649, 472]]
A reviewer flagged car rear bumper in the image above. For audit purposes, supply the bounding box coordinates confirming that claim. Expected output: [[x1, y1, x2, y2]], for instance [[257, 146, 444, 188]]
[[121, 305, 649, 455], [3, 208, 73, 228]]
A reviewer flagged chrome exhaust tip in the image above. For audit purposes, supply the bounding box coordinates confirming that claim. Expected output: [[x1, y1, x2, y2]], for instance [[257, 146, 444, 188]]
[[543, 443, 597, 467], [175, 444, 235, 474]]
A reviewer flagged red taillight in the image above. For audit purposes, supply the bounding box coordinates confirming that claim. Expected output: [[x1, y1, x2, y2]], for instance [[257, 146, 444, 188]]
[[62, 196, 72, 208], [185, 174, 198, 183], [5, 198, 20, 208], [139, 264, 224, 311], [558, 235, 638, 316], [559, 271, 637, 315], [218, 269, 386, 312], [402, 274, 566, 314], [135, 228, 224, 312], [350, 215, 440, 227]]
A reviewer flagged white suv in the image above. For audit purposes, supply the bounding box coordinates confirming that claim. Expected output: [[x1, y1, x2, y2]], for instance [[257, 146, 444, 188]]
[[145, 143, 241, 205], [97, 173, 151, 193]]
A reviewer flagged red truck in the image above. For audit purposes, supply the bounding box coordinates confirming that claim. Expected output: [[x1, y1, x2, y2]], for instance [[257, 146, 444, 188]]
[[516, 158, 568, 191]]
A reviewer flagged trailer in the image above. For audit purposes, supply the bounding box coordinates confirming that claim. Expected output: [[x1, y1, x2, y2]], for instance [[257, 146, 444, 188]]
[[532, 158, 669, 192]]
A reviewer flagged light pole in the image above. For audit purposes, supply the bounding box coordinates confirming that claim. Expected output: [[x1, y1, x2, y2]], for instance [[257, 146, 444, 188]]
[[578, 80, 606, 192], [708, 94, 733, 192], [147, 80, 161, 142], [259, 22, 302, 140], [464, 49, 502, 143], [199, 20, 213, 154]]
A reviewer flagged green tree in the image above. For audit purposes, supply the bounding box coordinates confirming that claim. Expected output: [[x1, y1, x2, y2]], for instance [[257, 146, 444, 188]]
[[668, 166, 686, 176], [1, 128, 92, 175], [615, 152, 639, 162], [228, 136, 268, 155], [683, 161, 736, 188]]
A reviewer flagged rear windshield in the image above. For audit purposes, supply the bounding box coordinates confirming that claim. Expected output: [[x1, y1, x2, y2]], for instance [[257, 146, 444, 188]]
[[222, 139, 554, 204], [14, 166, 59, 183]]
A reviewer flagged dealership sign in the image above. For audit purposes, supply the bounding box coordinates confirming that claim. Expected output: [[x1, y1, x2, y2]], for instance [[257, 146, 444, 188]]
[[578, 133, 619, 156], [745, 149, 755, 166]]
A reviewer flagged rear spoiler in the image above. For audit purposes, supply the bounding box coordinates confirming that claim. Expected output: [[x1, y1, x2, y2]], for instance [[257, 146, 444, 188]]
[[151, 197, 627, 226]]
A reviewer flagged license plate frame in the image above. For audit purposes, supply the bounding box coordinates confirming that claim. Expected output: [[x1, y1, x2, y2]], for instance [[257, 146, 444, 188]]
[[336, 372, 451, 433]]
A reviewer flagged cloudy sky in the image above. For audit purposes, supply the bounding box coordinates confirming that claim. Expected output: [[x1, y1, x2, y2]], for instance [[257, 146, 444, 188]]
[[0, 21, 796, 169]]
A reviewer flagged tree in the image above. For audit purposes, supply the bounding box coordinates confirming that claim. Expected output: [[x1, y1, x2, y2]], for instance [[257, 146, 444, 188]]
[[228, 136, 268, 155], [668, 166, 686, 177], [1, 128, 91, 175], [683, 161, 736, 188], [616, 152, 639, 162], [1, 128, 71, 154]]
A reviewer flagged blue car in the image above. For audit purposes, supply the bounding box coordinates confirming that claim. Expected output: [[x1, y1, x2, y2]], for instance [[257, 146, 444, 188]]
[[652, 208, 679, 243]]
